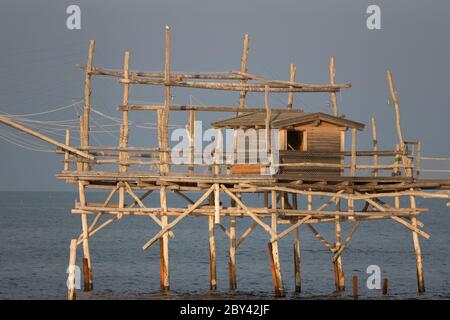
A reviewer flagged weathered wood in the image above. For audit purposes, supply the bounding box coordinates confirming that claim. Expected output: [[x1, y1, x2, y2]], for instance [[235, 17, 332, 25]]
[[208, 215, 217, 290], [0, 116, 94, 160], [351, 128, 357, 176], [270, 191, 285, 297], [383, 278, 388, 295], [67, 239, 77, 300], [334, 199, 345, 291], [387, 70, 405, 150], [81, 40, 95, 170], [221, 184, 275, 237], [142, 185, 215, 249], [188, 110, 195, 173], [287, 63, 296, 109], [159, 185, 170, 290], [64, 129, 70, 171], [79, 181, 93, 291], [329, 57, 338, 116], [410, 192, 425, 293], [229, 216, 237, 290], [119, 51, 130, 175], [371, 117, 379, 177], [352, 275, 358, 300], [238, 34, 249, 113]]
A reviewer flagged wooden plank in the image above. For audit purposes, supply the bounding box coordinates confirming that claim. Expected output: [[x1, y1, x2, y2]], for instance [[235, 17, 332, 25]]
[[0, 116, 94, 160]]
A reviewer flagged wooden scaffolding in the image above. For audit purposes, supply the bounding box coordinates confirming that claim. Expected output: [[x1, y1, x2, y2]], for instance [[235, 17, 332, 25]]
[[1, 27, 450, 300]]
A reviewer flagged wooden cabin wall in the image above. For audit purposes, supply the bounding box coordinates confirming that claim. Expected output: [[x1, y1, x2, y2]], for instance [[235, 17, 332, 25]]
[[280, 123, 344, 176]]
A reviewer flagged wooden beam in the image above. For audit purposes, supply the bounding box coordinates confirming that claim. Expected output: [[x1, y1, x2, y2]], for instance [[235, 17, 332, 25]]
[[142, 185, 215, 249], [0, 116, 94, 160]]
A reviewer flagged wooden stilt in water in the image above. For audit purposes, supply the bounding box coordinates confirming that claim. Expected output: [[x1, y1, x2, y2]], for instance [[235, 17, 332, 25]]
[[334, 198, 345, 292], [352, 275, 358, 300], [208, 215, 217, 290], [410, 193, 425, 293], [67, 239, 77, 300], [229, 216, 237, 290], [270, 190, 285, 297], [382, 278, 388, 295], [292, 193, 301, 293], [160, 186, 170, 291], [267, 242, 282, 298], [79, 181, 92, 291]]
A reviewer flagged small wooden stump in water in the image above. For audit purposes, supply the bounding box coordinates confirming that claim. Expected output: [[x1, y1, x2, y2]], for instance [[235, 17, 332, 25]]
[[352, 275, 358, 300], [382, 278, 389, 295]]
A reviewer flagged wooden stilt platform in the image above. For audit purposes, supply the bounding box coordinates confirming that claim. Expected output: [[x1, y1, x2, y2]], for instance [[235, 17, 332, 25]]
[[1, 27, 449, 299]]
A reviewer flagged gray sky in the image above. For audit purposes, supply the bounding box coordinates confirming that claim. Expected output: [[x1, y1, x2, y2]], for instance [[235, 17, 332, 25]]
[[0, 0, 449, 191]]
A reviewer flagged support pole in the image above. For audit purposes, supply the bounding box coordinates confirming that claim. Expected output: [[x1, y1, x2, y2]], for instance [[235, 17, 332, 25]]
[[271, 190, 285, 297], [410, 192, 425, 293], [292, 194, 301, 293], [161, 26, 171, 175], [371, 117, 379, 177], [79, 181, 92, 291], [67, 239, 77, 300], [329, 57, 338, 116], [229, 216, 237, 290], [159, 185, 170, 290], [238, 34, 249, 113], [387, 70, 405, 150], [208, 215, 217, 290], [351, 128, 357, 176], [287, 63, 296, 110], [82, 40, 95, 171], [64, 129, 70, 171], [334, 198, 345, 292], [352, 275, 358, 300], [188, 110, 195, 174]]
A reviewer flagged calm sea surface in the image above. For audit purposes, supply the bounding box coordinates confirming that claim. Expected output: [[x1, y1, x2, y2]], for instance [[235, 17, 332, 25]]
[[0, 191, 448, 300]]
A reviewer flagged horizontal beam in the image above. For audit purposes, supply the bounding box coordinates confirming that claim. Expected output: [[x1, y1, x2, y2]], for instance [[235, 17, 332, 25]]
[[118, 105, 304, 113]]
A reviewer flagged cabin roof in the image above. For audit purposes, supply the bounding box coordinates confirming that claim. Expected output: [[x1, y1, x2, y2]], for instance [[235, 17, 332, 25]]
[[212, 111, 365, 130]]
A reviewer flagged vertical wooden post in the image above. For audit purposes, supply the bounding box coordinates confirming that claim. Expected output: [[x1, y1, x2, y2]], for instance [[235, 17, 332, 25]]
[[229, 216, 237, 290], [270, 190, 285, 297], [160, 185, 170, 290], [409, 192, 425, 293], [416, 142, 421, 177], [352, 275, 358, 300], [382, 278, 389, 295], [265, 86, 272, 172], [287, 63, 296, 110], [387, 70, 405, 150], [64, 129, 70, 171], [119, 51, 130, 173], [161, 26, 171, 175], [78, 181, 92, 291], [264, 192, 269, 208], [329, 57, 338, 116], [188, 110, 195, 174], [371, 117, 379, 177], [214, 184, 220, 224], [82, 40, 95, 172], [334, 198, 345, 292], [351, 128, 357, 176], [238, 34, 249, 113], [67, 239, 77, 300], [292, 194, 301, 293], [208, 215, 217, 290]]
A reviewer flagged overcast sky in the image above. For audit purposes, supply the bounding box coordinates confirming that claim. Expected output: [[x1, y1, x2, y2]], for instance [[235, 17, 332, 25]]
[[0, 0, 449, 191]]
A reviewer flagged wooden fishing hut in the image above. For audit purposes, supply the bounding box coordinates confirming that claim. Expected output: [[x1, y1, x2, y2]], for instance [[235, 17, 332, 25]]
[[0, 27, 450, 300]]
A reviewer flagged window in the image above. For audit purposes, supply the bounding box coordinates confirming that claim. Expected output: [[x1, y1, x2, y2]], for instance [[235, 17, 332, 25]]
[[287, 130, 303, 151]]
